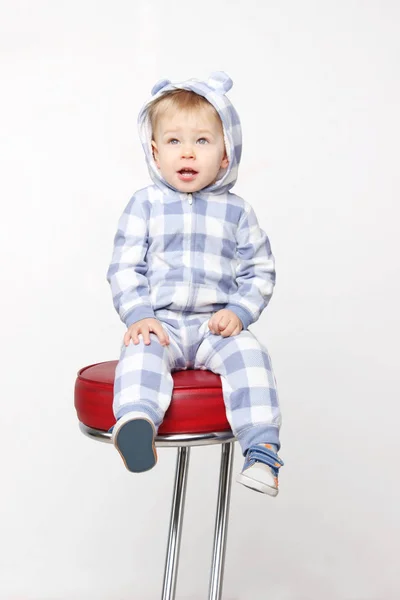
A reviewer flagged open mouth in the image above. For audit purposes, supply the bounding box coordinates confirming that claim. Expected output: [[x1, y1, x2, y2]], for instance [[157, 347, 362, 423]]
[[177, 168, 198, 181]]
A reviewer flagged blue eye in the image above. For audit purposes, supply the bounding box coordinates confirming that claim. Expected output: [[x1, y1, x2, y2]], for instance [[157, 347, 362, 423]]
[[168, 138, 179, 144], [197, 138, 209, 144]]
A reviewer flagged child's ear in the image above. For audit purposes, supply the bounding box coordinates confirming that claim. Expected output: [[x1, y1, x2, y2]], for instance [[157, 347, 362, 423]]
[[151, 140, 160, 168], [221, 151, 229, 169]]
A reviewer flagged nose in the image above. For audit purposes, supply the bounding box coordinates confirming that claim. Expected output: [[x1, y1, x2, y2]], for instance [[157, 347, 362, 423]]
[[181, 145, 195, 159]]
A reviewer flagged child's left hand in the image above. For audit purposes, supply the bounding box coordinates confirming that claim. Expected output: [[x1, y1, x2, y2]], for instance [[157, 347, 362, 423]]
[[208, 309, 243, 337]]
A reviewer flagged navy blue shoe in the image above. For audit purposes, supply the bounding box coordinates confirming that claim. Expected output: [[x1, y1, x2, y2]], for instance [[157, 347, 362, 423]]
[[111, 412, 157, 473]]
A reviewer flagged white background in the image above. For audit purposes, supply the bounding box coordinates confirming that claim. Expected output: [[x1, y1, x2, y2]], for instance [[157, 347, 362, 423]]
[[1, 1, 399, 599]]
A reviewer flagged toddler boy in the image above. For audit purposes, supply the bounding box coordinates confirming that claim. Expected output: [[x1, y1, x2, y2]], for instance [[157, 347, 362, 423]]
[[107, 71, 284, 496]]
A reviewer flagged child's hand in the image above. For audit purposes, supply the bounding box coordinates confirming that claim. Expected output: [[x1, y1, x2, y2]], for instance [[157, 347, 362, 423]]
[[124, 318, 170, 347], [208, 309, 243, 337]]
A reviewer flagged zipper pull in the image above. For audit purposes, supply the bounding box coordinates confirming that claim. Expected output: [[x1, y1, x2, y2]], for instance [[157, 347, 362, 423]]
[[188, 193, 193, 205]]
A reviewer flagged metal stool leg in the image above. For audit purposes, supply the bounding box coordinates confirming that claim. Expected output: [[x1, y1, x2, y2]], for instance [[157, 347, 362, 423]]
[[161, 446, 190, 600], [208, 441, 234, 600]]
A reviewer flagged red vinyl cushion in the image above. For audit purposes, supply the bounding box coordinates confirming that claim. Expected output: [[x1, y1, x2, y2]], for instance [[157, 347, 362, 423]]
[[74, 361, 231, 435]]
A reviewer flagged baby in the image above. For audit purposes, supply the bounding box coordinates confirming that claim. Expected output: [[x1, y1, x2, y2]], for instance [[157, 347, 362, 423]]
[[107, 71, 284, 496]]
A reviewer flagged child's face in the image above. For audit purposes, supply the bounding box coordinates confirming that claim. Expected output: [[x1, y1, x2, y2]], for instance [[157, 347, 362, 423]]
[[151, 107, 229, 193]]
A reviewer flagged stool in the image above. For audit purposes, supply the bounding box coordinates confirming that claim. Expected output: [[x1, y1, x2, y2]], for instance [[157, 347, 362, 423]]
[[74, 360, 236, 600]]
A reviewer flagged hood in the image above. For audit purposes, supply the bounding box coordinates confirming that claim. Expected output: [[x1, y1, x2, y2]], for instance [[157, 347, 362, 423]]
[[137, 71, 242, 196]]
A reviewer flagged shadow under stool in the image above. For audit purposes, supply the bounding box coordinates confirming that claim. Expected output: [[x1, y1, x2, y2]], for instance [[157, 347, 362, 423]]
[[74, 360, 236, 600]]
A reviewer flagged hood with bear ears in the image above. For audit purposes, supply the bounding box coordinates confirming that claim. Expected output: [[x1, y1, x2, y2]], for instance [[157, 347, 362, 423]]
[[137, 71, 242, 196]]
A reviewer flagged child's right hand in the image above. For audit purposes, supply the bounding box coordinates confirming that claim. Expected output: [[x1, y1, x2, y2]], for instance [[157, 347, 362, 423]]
[[124, 318, 170, 347]]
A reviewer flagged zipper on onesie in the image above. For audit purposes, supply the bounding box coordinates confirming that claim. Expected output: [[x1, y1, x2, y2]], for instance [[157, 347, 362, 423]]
[[184, 193, 195, 311]]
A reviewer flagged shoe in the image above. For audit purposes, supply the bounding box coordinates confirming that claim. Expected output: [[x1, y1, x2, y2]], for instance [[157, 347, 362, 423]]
[[111, 412, 157, 473], [236, 444, 284, 496]]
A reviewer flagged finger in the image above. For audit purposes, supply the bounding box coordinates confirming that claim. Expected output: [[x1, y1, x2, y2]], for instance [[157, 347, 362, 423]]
[[124, 330, 136, 346], [148, 323, 169, 346], [142, 327, 151, 345], [217, 316, 229, 331], [231, 325, 242, 336], [128, 326, 140, 345], [153, 323, 170, 346], [220, 321, 236, 337]]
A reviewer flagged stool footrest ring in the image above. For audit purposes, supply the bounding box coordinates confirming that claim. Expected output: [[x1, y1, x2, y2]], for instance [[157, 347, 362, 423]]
[[79, 422, 236, 448]]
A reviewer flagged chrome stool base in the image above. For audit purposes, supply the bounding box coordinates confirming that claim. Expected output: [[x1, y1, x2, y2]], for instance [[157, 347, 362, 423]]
[[79, 423, 235, 600]]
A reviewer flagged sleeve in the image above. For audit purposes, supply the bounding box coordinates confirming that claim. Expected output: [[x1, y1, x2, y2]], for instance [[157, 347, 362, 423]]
[[106, 195, 156, 327], [224, 203, 276, 329]]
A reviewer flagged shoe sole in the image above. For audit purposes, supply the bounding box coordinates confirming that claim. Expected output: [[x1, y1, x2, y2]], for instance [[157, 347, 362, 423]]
[[113, 418, 157, 473], [236, 473, 279, 497]]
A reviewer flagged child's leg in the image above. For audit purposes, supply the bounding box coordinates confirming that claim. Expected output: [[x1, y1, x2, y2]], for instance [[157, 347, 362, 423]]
[[194, 329, 282, 455], [113, 333, 174, 429], [112, 321, 187, 472], [195, 328, 283, 494]]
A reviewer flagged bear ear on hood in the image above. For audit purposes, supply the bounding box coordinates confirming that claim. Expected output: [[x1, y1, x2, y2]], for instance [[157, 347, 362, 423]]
[[151, 78, 172, 96], [207, 71, 233, 94]]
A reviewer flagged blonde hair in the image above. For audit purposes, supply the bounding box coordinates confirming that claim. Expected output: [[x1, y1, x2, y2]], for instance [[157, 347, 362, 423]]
[[148, 89, 222, 139]]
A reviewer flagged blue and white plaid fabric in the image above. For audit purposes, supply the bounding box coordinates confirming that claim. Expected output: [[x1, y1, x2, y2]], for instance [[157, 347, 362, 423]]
[[107, 72, 276, 331], [113, 310, 282, 454], [106, 72, 282, 455]]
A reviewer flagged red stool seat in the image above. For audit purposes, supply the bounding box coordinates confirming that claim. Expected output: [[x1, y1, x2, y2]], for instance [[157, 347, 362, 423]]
[[74, 361, 231, 435]]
